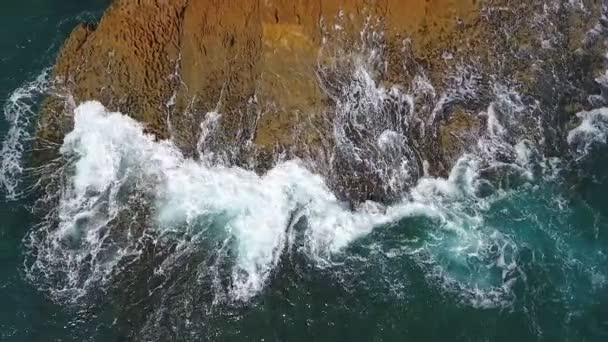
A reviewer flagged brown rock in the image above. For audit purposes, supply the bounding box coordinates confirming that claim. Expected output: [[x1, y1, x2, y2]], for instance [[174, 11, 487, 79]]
[[36, 0, 607, 201], [39, 0, 478, 143]]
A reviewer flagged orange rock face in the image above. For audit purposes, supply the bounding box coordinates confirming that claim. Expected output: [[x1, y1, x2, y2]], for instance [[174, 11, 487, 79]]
[[39, 0, 479, 148]]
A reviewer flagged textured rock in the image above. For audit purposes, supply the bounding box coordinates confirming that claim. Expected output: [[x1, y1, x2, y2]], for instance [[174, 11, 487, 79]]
[[37, 0, 606, 202], [39, 0, 478, 137], [38, 0, 187, 155]]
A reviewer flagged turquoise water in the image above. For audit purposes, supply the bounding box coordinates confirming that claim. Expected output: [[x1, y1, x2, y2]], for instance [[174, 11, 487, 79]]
[[2, 2, 608, 342]]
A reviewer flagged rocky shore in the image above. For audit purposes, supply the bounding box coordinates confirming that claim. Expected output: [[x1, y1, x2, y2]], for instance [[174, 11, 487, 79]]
[[37, 0, 606, 202]]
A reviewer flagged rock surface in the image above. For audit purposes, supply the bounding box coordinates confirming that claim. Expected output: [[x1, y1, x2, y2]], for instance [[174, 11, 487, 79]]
[[38, 0, 606, 202]]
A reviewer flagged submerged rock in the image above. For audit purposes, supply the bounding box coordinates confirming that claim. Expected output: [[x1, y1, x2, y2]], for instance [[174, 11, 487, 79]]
[[37, 0, 606, 203]]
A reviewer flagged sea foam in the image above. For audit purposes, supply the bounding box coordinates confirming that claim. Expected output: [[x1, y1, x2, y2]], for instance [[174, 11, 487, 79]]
[[50, 100, 506, 302], [57, 101, 427, 299], [0, 70, 50, 198], [568, 107, 608, 157]]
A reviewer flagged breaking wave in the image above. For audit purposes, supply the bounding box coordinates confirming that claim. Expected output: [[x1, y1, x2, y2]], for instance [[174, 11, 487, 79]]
[[26, 101, 510, 303], [23, 88, 607, 314]]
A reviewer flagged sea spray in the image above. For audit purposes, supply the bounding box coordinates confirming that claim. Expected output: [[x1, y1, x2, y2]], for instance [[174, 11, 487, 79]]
[[0, 70, 50, 199], [23, 100, 535, 306], [20, 52, 607, 313], [567, 107, 608, 158], [53, 101, 440, 300]]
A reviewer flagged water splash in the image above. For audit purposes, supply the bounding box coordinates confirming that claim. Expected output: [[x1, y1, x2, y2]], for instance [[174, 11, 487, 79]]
[[0, 70, 50, 199], [568, 107, 608, 158], [22, 99, 547, 308]]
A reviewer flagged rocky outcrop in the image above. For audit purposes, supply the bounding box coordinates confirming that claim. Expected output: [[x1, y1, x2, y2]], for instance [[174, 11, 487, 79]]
[[38, 0, 606, 202]]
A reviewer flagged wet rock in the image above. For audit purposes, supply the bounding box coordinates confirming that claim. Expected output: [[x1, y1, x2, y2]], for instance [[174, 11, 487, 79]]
[[36, 0, 608, 203]]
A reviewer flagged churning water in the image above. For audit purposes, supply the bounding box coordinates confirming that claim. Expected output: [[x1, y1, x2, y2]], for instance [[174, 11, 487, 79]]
[[2, 1, 608, 341]]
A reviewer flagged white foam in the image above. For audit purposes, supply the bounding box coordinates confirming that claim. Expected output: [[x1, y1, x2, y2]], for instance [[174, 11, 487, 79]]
[[196, 110, 221, 160], [47, 101, 519, 302], [28, 48, 542, 306], [377, 130, 402, 151], [1, 70, 50, 198], [328, 62, 418, 196], [53, 102, 423, 299], [486, 103, 507, 137], [567, 107, 608, 157]]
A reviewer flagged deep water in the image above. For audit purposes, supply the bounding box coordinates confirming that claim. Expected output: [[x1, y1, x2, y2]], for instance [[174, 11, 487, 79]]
[[2, 2, 608, 342]]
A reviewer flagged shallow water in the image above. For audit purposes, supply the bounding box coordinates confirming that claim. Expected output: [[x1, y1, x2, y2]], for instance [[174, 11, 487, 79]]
[[2, 1, 608, 342]]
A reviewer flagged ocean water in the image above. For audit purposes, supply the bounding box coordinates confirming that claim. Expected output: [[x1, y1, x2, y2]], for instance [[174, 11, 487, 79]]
[[2, 1, 608, 342], [0, 2, 111, 340]]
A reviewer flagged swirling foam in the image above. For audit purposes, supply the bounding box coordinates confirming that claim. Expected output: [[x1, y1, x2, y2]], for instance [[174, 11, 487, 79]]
[[31, 100, 520, 304], [0, 70, 50, 198], [568, 107, 608, 158]]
